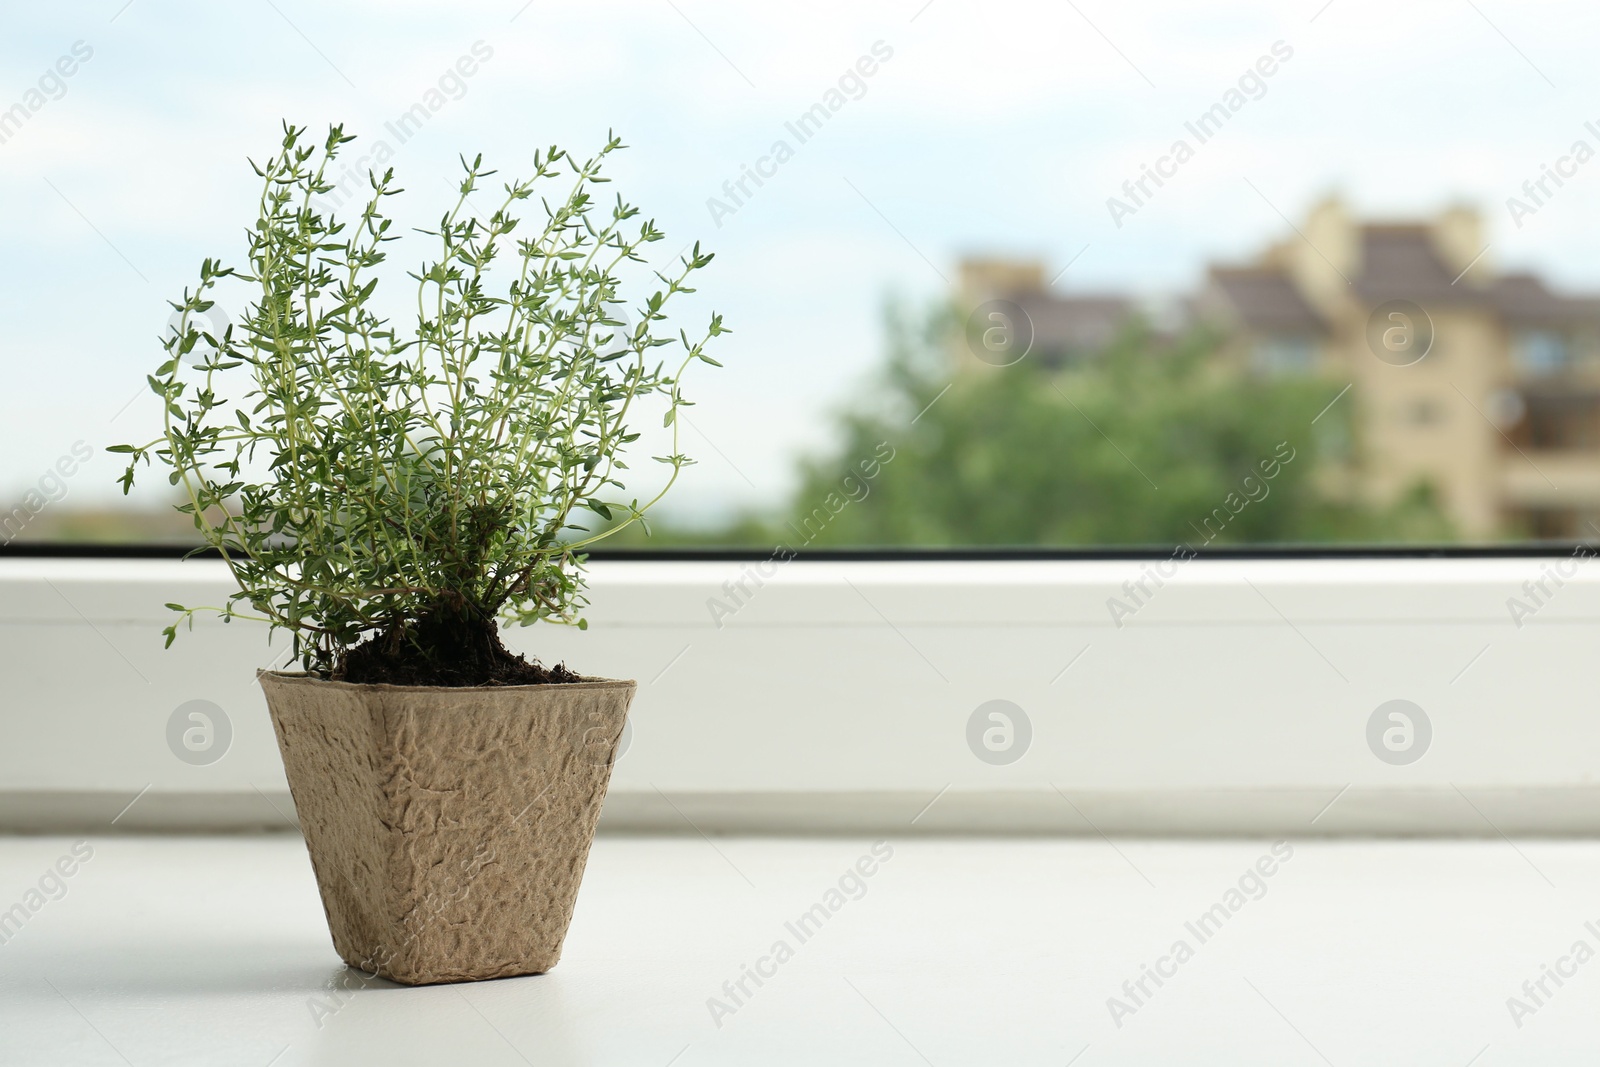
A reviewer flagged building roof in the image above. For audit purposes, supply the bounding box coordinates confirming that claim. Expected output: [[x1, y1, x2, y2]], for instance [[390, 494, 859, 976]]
[[967, 207, 1600, 354], [1352, 225, 1474, 305], [1205, 267, 1326, 334], [1007, 292, 1133, 359], [1491, 272, 1600, 325], [1209, 224, 1600, 330]]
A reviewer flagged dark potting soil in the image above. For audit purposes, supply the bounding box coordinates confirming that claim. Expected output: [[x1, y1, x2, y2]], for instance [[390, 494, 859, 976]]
[[333, 614, 581, 688]]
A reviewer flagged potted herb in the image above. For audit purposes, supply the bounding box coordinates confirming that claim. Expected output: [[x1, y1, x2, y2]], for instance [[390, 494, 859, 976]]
[[113, 124, 725, 985]]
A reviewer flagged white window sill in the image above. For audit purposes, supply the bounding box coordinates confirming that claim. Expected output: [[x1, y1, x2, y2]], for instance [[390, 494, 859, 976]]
[[2, 833, 1590, 1064], [2, 555, 1596, 835]]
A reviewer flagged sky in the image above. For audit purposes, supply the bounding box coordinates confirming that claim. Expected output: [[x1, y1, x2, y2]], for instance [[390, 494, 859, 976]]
[[4, 0, 1600, 525]]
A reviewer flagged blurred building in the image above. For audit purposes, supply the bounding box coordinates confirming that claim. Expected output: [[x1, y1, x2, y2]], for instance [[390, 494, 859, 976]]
[[960, 199, 1600, 539], [959, 258, 1138, 370]]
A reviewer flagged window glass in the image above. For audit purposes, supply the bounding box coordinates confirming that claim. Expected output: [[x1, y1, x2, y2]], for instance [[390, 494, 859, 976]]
[[1251, 336, 1317, 376], [4, 3, 1598, 547], [1515, 330, 1571, 376]]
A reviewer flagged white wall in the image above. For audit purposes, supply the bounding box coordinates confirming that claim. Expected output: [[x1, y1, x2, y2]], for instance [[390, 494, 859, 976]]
[[2, 555, 1597, 833]]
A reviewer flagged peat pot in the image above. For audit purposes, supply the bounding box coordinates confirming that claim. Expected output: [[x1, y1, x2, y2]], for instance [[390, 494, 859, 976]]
[[258, 670, 636, 985]]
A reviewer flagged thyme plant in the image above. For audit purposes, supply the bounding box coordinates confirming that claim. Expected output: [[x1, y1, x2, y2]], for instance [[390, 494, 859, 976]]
[[114, 124, 726, 684]]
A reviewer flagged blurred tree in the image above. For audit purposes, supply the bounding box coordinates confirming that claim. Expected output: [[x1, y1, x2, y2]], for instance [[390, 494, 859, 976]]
[[755, 301, 1454, 548]]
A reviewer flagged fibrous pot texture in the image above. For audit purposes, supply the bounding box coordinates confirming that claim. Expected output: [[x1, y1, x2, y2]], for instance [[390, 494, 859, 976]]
[[259, 671, 635, 985]]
